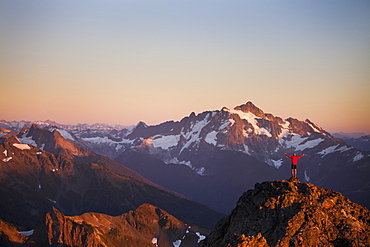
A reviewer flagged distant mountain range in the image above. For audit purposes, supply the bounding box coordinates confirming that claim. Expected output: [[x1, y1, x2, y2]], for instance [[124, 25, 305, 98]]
[[0, 119, 129, 131], [332, 132, 370, 151], [1, 101, 370, 246], [332, 131, 369, 139], [1, 101, 369, 214]]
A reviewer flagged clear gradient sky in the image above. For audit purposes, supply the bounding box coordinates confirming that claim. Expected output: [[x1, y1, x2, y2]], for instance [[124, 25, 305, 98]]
[[1, 0, 369, 133]]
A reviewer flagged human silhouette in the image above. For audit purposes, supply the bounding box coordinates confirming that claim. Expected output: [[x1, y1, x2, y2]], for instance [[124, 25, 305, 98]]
[[284, 153, 305, 178]]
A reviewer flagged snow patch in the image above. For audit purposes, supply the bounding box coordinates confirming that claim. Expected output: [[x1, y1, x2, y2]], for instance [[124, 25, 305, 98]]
[[83, 136, 114, 144], [82, 136, 134, 145], [282, 135, 324, 151], [180, 114, 211, 153], [283, 135, 307, 149], [48, 198, 57, 204], [195, 167, 206, 176], [318, 145, 353, 157], [56, 129, 74, 141], [278, 121, 290, 138], [295, 138, 324, 151], [317, 145, 339, 157], [13, 143, 31, 150], [18, 136, 38, 148], [304, 170, 310, 182], [219, 120, 231, 130], [18, 134, 47, 151], [337, 146, 353, 152], [173, 240, 182, 247], [196, 232, 206, 243], [267, 159, 283, 169], [151, 237, 158, 246], [19, 229, 34, 236], [242, 144, 251, 155], [152, 134, 180, 150], [3, 150, 7, 156], [353, 152, 364, 162], [205, 131, 218, 146], [165, 158, 206, 176], [2, 157, 12, 162]]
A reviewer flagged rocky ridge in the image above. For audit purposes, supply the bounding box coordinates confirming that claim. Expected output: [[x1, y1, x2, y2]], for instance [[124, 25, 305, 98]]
[[202, 179, 370, 247], [1, 204, 207, 247]]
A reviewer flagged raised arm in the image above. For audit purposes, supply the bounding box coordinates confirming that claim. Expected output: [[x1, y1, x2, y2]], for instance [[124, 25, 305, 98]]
[[284, 153, 292, 158]]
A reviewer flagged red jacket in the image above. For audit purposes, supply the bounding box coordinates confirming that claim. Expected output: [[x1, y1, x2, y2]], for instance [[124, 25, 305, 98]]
[[285, 153, 304, 165]]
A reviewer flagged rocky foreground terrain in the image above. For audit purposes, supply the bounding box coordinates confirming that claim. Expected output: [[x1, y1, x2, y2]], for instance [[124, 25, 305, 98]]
[[202, 178, 370, 247]]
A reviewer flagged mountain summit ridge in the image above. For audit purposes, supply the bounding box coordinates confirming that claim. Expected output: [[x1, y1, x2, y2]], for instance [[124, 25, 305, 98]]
[[202, 179, 370, 247], [234, 101, 266, 118]]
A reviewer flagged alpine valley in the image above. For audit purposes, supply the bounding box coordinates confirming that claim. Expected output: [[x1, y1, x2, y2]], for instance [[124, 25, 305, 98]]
[[1, 101, 369, 246]]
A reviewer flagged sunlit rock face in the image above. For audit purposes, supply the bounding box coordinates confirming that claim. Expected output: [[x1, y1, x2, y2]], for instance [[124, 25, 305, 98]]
[[25, 204, 207, 247], [202, 179, 370, 247]]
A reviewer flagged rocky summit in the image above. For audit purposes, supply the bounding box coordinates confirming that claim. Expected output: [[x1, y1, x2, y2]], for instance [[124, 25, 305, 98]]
[[202, 179, 370, 247]]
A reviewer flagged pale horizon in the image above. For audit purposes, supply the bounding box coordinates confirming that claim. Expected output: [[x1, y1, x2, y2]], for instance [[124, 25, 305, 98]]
[[1, 1, 369, 134]]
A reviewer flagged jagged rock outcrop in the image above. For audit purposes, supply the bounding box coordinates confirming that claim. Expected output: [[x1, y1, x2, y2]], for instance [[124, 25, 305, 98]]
[[0, 219, 27, 246], [202, 180, 370, 247], [26, 207, 98, 246], [25, 204, 207, 247]]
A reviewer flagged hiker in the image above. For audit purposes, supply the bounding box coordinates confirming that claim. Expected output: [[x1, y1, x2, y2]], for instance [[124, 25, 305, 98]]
[[284, 153, 305, 178]]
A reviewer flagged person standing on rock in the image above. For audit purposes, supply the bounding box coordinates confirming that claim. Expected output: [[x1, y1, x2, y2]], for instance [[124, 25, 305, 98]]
[[284, 153, 305, 178]]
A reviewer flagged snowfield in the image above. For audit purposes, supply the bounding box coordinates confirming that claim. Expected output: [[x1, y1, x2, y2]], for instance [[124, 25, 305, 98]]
[[151, 134, 180, 150], [18, 136, 38, 148], [230, 109, 272, 137], [317, 145, 353, 157], [205, 131, 218, 146], [281, 135, 324, 151], [295, 138, 324, 151], [57, 129, 74, 141], [353, 152, 364, 162], [267, 159, 283, 169]]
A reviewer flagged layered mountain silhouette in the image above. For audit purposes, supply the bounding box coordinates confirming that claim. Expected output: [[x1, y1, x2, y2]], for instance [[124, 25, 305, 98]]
[[0, 204, 206, 247], [0, 126, 224, 231], [202, 179, 370, 247]]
